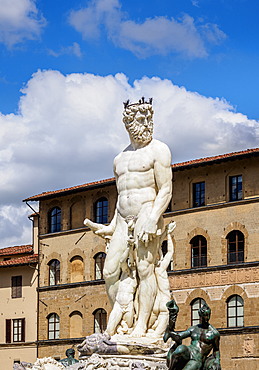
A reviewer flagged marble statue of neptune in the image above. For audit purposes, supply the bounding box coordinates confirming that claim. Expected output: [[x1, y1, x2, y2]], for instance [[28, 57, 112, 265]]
[[85, 98, 172, 338]]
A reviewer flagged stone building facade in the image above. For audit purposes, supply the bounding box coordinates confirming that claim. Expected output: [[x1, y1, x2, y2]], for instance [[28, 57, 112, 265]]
[[0, 245, 38, 369], [24, 147, 259, 369]]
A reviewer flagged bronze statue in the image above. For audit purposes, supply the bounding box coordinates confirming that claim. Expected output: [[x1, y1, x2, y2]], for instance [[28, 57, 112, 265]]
[[59, 348, 79, 367], [163, 300, 221, 370]]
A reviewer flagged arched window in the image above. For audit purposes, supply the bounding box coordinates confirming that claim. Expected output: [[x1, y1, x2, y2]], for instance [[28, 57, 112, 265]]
[[191, 298, 206, 326], [49, 207, 61, 233], [191, 236, 207, 268], [48, 313, 59, 339], [70, 201, 85, 229], [49, 259, 60, 286], [227, 231, 244, 264], [161, 241, 173, 271], [95, 198, 108, 224], [70, 256, 84, 283], [93, 309, 107, 333], [227, 295, 244, 327], [94, 252, 106, 280], [69, 311, 83, 338]]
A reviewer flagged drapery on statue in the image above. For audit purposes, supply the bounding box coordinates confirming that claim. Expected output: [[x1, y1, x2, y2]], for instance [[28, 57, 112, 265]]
[[84, 98, 173, 338], [164, 300, 221, 370]]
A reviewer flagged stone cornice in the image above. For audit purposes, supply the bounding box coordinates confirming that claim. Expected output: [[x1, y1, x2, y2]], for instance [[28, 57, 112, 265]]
[[38, 278, 105, 292], [164, 196, 259, 218], [0, 341, 36, 348]]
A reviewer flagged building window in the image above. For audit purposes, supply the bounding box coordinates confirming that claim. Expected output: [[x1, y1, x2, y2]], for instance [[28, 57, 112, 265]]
[[161, 241, 173, 271], [49, 259, 60, 285], [70, 311, 83, 338], [11, 276, 22, 298], [70, 256, 84, 283], [230, 175, 242, 201], [48, 313, 60, 339], [13, 319, 25, 342], [191, 236, 207, 268], [70, 201, 85, 229], [193, 182, 205, 207], [93, 309, 107, 333], [227, 295, 244, 327], [191, 298, 206, 326], [95, 198, 108, 224], [227, 230, 244, 264], [94, 252, 106, 280], [49, 207, 61, 233]]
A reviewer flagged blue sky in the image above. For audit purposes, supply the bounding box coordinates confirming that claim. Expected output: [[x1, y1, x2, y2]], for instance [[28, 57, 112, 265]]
[[1, 0, 259, 117], [1, 0, 259, 248]]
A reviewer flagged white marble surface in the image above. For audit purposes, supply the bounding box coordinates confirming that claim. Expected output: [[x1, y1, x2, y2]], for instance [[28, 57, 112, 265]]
[[84, 101, 174, 339]]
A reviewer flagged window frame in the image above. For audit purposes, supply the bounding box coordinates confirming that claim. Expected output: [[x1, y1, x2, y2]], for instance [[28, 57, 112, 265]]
[[93, 309, 107, 333], [11, 276, 22, 299], [227, 295, 244, 328], [48, 313, 60, 340], [191, 298, 206, 326], [13, 318, 25, 343], [191, 236, 207, 268], [229, 175, 242, 201], [227, 230, 244, 264], [49, 259, 61, 286], [49, 207, 61, 233], [95, 198, 108, 224], [193, 182, 205, 208], [94, 253, 106, 280]]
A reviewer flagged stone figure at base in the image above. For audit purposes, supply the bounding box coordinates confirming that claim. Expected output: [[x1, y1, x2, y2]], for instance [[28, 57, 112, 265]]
[[148, 221, 176, 337], [84, 98, 172, 338], [59, 348, 79, 367], [77, 332, 166, 356], [164, 302, 221, 370], [106, 219, 138, 335]]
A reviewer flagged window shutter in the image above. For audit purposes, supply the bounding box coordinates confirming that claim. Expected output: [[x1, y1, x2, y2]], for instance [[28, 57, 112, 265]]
[[17, 276, 22, 298], [11, 276, 22, 298], [21, 318, 25, 342], [11, 276, 15, 298], [6, 319, 11, 343]]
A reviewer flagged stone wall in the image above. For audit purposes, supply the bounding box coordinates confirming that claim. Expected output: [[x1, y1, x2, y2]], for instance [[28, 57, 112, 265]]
[[37, 154, 259, 368]]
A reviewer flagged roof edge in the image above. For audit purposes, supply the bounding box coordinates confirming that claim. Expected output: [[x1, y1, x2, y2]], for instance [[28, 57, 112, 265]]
[[23, 147, 259, 202]]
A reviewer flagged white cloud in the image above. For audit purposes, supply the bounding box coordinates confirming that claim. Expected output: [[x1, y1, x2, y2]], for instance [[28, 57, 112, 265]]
[[0, 204, 32, 248], [0, 70, 258, 248], [191, 0, 200, 7], [0, 0, 46, 47], [68, 0, 226, 58], [200, 23, 227, 45], [48, 42, 82, 58]]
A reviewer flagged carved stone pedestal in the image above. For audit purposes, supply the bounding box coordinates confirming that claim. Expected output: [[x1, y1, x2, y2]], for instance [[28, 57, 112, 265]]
[[18, 334, 170, 370], [76, 333, 170, 369], [19, 354, 167, 370], [78, 353, 167, 370]]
